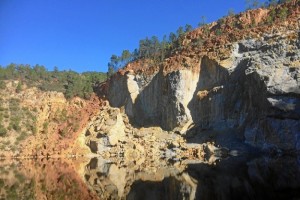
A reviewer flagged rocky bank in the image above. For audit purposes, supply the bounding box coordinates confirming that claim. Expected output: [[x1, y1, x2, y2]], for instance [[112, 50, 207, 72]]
[[106, 2, 300, 153]]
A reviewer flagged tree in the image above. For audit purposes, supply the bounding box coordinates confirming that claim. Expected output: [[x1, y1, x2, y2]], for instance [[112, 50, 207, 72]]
[[139, 38, 150, 58], [109, 54, 120, 71], [131, 49, 139, 61], [168, 32, 177, 44], [198, 16, 206, 27], [107, 63, 115, 77], [121, 50, 131, 63], [245, 0, 261, 9], [185, 24, 193, 33], [160, 35, 169, 61], [228, 8, 235, 17], [176, 26, 184, 37], [267, 0, 279, 6]]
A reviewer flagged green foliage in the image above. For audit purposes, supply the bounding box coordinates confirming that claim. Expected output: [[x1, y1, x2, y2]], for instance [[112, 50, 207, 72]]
[[0, 125, 7, 137], [0, 64, 106, 100], [15, 82, 22, 93], [228, 8, 235, 17], [278, 7, 289, 20], [43, 122, 49, 130], [185, 24, 193, 33], [106, 0, 293, 74], [9, 98, 20, 112], [107, 23, 196, 73], [267, 0, 280, 6], [266, 8, 276, 24], [215, 29, 223, 36], [0, 179, 4, 187], [198, 16, 207, 27], [15, 172, 26, 183], [9, 118, 21, 131], [0, 80, 6, 89], [16, 132, 28, 142], [265, 0, 292, 7], [245, 0, 261, 9], [191, 37, 204, 48], [57, 109, 68, 122]]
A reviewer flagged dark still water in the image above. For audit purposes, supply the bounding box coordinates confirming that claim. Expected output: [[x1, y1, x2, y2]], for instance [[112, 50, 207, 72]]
[[0, 155, 300, 200]]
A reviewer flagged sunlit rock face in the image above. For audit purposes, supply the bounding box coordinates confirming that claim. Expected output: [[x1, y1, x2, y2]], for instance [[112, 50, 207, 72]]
[[190, 33, 300, 151], [108, 70, 198, 130], [107, 31, 300, 152]]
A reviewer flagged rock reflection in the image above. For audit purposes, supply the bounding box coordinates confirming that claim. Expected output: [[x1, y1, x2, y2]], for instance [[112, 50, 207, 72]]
[[84, 155, 300, 200], [0, 155, 300, 200], [84, 157, 199, 200]]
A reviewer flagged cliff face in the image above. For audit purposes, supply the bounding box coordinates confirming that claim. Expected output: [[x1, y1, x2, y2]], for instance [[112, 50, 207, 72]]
[[108, 70, 198, 130], [0, 81, 102, 157], [107, 3, 300, 152]]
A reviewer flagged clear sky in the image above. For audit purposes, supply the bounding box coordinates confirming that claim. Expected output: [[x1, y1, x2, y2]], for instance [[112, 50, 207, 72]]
[[0, 0, 263, 73]]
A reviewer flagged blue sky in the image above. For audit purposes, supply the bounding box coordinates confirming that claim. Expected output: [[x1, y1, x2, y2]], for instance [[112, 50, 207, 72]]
[[0, 0, 262, 73]]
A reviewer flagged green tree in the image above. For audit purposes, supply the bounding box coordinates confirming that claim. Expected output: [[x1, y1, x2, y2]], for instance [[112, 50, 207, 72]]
[[184, 24, 193, 33], [107, 64, 115, 78], [198, 16, 206, 27], [265, 0, 280, 7], [245, 0, 261, 9], [278, 7, 289, 20], [228, 8, 235, 16], [0, 81, 5, 89], [16, 82, 22, 93], [121, 50, 131, 64]]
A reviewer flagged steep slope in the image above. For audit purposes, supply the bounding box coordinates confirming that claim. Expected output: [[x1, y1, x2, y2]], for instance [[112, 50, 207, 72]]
[[106, 1, 300, 152], [0, 80, 103, 158]]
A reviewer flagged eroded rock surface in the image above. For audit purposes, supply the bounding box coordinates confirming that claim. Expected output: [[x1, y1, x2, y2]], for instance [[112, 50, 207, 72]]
[[84, 102, 225, 163], [107, 30, 300, 152]]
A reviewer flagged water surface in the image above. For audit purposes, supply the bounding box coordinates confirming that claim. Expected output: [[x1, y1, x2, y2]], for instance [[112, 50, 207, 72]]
[[0, 155, 300, 200]]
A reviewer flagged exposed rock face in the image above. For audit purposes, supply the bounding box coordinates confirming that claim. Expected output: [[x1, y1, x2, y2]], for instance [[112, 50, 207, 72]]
[[108, 69, 199, 130], [107, 30, 300, 152], [0, 80, 103, 158], [230, 34, 300, 151]]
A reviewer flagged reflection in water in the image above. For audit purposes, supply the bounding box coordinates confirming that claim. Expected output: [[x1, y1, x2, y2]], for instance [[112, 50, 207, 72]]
[[0, 158, 99, 200], [84, 157, 198, 200], [0, 155, 300, 200], [84, 155, 300, 200], [189, 155, 300, 200]]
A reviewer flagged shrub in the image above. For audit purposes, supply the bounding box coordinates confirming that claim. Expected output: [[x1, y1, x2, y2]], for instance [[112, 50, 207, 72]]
[[16, 132, 27, 142], [12, 124, 21, 131], [0, 126, 7, 137], [42, 122, 49, 133], [278, 7, 288, 20], [215, 29, 223, 36], [266, 8, 276, 24], [15, 82, 22, 93], [0, 81, 5, 89]]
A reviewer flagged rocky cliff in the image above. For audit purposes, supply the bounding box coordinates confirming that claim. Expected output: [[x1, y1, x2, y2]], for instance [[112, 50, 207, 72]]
[[0, 80, 103, 158], [106, 2, 300, 152]]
